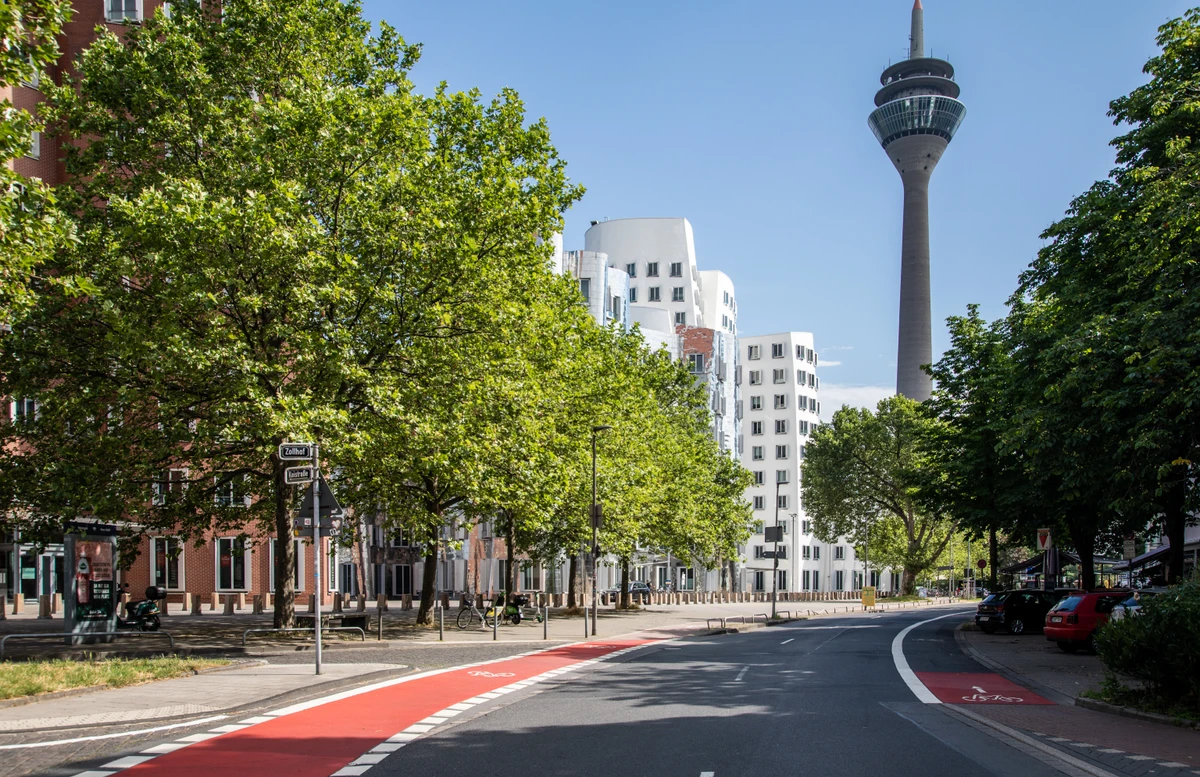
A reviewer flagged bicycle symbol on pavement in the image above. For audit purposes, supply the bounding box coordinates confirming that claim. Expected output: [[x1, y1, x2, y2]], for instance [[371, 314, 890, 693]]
[[962, 685, 1023, 703], [467, 670, 516, 678]]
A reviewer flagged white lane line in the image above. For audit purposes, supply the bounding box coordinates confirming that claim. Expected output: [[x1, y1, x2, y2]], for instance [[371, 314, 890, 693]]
[[734, 666, 749, 682], [891, 611, 967, 704], [701, 772, 715, 776], [0, 715, 229, 750], [780, 638, 794, 645]]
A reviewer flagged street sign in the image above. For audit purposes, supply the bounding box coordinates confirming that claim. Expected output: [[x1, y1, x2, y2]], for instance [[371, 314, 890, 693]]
[[976, 558, 988, 569], [764, 526, 783, 543], [284, 466, 315, 485], [1123, 536, 1137, 561], [937, 564, 953, 571], [279, 443, 314, 460], [298, 475, 343, 520], [1037, 528, 1052, 552], [761, 550, 776, 559], [589, 504, 603, 529], [862, 585, 876, 608]]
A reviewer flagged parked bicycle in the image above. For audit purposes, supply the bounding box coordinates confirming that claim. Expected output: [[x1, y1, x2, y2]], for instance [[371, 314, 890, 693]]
[[457, 591, 488, 629]]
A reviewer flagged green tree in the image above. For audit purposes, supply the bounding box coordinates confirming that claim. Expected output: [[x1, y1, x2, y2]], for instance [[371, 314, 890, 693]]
[[802, 396, 956, 594], [0, 0, 78, 321]]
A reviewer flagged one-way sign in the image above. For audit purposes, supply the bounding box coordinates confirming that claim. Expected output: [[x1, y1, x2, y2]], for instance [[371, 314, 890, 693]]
[[279, 443, 314, 460], [284, 466, 315, 485]]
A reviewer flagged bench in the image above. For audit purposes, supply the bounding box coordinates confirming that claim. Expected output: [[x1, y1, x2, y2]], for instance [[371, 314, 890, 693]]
[[294, 613, 370, 631]]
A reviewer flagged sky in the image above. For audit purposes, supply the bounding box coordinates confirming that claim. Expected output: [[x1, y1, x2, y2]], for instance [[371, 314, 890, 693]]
[[360, 0, 1193, 417]]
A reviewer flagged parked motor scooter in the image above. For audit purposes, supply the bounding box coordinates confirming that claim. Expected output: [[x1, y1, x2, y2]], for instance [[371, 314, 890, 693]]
[[118, 586, 163, 631]]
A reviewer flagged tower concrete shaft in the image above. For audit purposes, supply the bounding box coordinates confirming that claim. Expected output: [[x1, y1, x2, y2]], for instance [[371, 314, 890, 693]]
[[867, 0, 965, 402]]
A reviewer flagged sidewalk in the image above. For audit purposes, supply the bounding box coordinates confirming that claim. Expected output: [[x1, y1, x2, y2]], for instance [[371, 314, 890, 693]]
[[0, 661, 406, 732], [957, 623, 1200, 775]]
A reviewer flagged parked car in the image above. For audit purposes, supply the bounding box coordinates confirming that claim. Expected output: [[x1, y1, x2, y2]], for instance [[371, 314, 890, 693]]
[[1044, 591, 1130, 652], [1109, 588, 1167, 621], [975, 590, 1065, 635], [605, 581, 652, 602]]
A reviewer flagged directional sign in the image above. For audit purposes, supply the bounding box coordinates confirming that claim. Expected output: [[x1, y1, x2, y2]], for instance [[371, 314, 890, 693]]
[[764, 526, 783, 543], [284, 466, 315, 485], [278, 443, 314, 460], [1037, 528, 1052, 552], [298, 475, 343, 520]]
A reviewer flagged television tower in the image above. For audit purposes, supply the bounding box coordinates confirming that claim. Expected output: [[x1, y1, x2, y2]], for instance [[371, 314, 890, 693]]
[[868, 1, 965, 401]]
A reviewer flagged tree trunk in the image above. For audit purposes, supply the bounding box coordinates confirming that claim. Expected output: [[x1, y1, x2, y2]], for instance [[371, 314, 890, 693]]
[[900, 567, 918, 595], [620, 559, 630, 609], [272, 453, 295, 629], [1068, 514, 1096, 591], [988, 526, 998, 592], [1163, 473, 1187, 584], [504, 512, 516, 599], [416, 523, 439, 625], [567, 555, 578, 609]]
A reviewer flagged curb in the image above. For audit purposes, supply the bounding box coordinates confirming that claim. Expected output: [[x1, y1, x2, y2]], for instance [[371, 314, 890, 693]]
[[1075, 695, 1200, 730], [0, 659, 267, 710], [952, 622, 1076, 706], [1, 664, 414, 735]]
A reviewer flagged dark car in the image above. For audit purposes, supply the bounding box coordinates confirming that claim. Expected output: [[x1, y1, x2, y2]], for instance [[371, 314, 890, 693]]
[[606, 581, 652, 603], [975, 590, 1066, 635]]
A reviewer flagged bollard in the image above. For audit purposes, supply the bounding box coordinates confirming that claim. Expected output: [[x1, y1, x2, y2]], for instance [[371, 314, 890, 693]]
[[252, 594, 265, 614], [38, 595, 51, 619], [158, 594, 168, 617], [237, 592, 246, 611], [223, 595, 235, 615], [308, 594, 317, 613], [377, 609, 383, 641], [543, 606, 548, 640], [438, 603, 444, 641], [210, 592, 219, 611], [441, 591, 450, 610], [190, 594, 203, 615], [402, 594, 412, 611], [356, 595, 366, 612], [493, 605, 498, 641], [332, 595, 343, 614], [264, 592, 273, 610], [53, 593, 63, 614], [376, 594, 389, 612]]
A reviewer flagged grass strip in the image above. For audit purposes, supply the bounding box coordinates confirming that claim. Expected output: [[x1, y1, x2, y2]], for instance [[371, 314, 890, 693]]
[[0, 657, 231, 700]]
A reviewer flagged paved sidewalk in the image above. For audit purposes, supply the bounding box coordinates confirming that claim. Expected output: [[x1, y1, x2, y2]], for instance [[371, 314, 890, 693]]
[[0, 662, 404, 732]]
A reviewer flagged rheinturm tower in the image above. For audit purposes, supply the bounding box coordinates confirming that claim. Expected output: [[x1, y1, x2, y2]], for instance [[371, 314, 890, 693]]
[[868, 0, 965, 401]]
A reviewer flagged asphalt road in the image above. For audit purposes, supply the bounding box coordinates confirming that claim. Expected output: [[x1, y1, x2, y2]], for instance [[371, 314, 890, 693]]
[[372, 609, 1073, 777]]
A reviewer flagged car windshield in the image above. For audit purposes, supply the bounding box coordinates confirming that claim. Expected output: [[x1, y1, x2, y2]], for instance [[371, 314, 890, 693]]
[[1051, 596, 1083, 612], [981, 593, 1004, 604]]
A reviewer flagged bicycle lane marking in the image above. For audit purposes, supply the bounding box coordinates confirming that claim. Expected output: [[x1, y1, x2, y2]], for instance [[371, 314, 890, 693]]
[[96, 638, 653, 777], [892, 611, 1052, 706]]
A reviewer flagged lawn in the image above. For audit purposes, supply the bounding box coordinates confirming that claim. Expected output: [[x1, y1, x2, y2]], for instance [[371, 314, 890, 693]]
[[0, 657, 231, 700]]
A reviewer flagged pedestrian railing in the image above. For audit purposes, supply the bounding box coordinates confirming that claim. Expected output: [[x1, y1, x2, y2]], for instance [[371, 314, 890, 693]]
[[0, 630, 175, 660], [242, 626, 365, 645]]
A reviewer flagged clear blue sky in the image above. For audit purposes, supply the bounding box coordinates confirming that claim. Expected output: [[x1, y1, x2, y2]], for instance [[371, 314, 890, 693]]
[[361, 0, 1193, 413]]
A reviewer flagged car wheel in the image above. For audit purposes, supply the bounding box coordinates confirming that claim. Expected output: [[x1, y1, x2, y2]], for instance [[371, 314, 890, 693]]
[[1006, 618, 1026, 635], [1057, 640, 1077, 653], [1087, 633, 1098, 654]]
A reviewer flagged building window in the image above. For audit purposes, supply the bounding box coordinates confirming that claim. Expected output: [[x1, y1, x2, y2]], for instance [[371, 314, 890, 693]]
[[775, 419, 788, 434], [750, 421, 763, 436], [646, 262, 659, 277], [749, 370, 762, 385], [834, 546, 846, 560], [799, 420, 810, 435], [152, 538, 183, 590], [773, 369, 786, 384], [152, 468, 187, 506], [751, 445, 764, 461], [775, 445, 788, 459], [753, 546, 766, 559], [747, 345, 761, 360], [648, 286, 661, 302], [802, 519, 812, 534], [799, 395, 809, 411], [750, 396, 763, 411], [671, 287, 684, 302], [776, 469, 789, 483], [669, 262, 683, 277], [753, 471, 765, 485], [813, 545, 820, 560], [777, 494, 788, 509], [107, 0, 141, 22], [269, 538, 304, 591], [26, 131, 40, 160], [797, 345, 806, 360], [12, 398, 36, 424], [753, 571, 765, 592], [803, 570, 811, 590], [688, 353, 706, 373], [835, 570, 845, 591], [626, 262, 637, 278], [578, 278, 590, 302], [723, 291, 730, 304], [217, 537, 249, 590], [675, 311, 686, 325], [774, 394, 787, 409], [629, 287, 638, 303], [802, 545, 811, 560], [772, 343, 785, 358], [214, 474, 249, 508], [753, 496, 765, 510]]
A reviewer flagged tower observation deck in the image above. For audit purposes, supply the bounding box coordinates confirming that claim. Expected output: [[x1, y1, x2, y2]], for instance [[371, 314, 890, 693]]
[[868, 0, 965, 402]]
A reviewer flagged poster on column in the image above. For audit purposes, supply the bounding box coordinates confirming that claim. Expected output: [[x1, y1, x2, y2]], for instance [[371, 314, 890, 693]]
[[64, 526, 118, 644]]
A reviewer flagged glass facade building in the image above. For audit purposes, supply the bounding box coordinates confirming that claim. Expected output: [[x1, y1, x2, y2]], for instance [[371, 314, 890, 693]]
[[868, 95, 966, 148]]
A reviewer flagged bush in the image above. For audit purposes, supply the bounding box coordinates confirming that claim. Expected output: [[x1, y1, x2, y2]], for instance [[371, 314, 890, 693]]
[[1094, 580, 1200, 713]]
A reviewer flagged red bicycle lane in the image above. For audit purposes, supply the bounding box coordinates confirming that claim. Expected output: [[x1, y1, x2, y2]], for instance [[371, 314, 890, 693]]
[[111, 638, 652, 777]]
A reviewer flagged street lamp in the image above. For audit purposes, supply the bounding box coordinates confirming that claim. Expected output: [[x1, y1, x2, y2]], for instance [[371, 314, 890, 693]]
[[590, 424, 612, 636]]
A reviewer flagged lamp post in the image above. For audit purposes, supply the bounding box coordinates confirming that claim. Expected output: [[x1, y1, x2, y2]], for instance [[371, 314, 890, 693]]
[[590, 424, 612, 637], [771, 481, 780, 618]]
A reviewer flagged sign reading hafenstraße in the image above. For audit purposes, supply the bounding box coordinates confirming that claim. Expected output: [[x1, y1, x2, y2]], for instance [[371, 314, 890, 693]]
[[278, 443, 314, 460]]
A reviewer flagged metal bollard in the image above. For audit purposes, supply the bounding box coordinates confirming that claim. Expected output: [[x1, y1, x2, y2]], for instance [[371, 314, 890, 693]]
[[492, 606, 498, 641], [377, 610, 383, 641], [438, 604, 444, 642], [543, 606, 548, 640]]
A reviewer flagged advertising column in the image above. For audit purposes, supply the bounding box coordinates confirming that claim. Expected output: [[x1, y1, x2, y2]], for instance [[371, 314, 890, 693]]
[[64, 526, 118, 644]]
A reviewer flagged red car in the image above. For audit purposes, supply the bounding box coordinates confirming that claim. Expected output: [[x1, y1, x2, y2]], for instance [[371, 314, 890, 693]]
[[1044, 591, 1129, 653]]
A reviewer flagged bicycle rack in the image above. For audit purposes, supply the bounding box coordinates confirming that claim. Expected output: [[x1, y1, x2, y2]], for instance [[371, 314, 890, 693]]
[[242, 626, 365, 645], [0, 631, 175, 660]]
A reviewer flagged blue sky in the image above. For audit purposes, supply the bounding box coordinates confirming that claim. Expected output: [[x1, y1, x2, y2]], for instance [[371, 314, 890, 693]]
[[361, 0, 1192, 414]]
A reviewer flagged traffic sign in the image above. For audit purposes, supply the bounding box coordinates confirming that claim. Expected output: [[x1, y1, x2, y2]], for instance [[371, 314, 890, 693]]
[[1123, 536, 1137, 560], [284, 466, 315, 485], [976, 558, 987, 569], [298, 475, 343, 520], [764, 526, 783, 543], [589, 504, 603, 529], [1037, 528, 1052, 552], [279, 443, 314, 460]]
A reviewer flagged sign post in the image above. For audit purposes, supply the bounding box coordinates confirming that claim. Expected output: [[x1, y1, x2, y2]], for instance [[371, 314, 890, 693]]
[[279, 442, 323, 676]]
